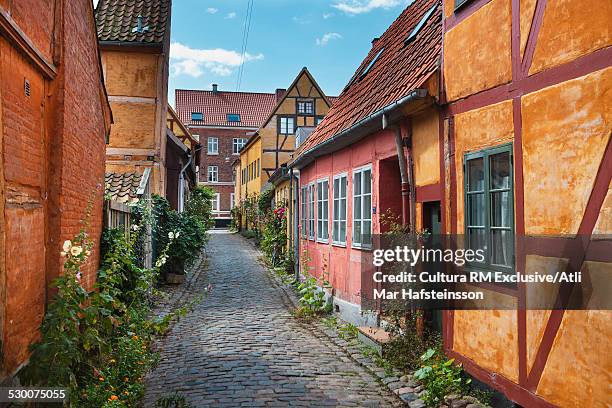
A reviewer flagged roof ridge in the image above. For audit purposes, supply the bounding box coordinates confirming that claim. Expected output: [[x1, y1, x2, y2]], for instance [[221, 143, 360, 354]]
[[176, 89, 276, 96]]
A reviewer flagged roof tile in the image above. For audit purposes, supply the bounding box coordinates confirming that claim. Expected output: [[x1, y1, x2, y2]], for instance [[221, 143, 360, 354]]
[[175, 89, 278, 129], [297, 0, 442, 155], [95, 0, 170, 43]]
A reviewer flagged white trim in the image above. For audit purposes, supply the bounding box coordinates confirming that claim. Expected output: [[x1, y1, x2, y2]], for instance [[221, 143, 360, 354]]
[[316, 177, 330, 244], [199, 181, 235, 186], [308, 182, 315, 241], [332, 172, 348, 246], [351, 164, 372, 250]]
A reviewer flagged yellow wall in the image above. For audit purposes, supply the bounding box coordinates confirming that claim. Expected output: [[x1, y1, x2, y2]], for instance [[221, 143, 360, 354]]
[[103, 51, 158, 98], [239, 136, 262, 199], [412, 107, 440, 187]]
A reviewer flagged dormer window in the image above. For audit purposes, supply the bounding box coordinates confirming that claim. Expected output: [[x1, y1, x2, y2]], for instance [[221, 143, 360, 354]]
[[359, 47, 384, 81], [405, 4, 436, 45], [191, 112, 203, 121], [227, 114, 241, 123]]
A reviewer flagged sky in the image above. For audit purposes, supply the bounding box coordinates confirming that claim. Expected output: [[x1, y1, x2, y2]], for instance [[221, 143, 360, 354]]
[[164, 0, 410, 106]]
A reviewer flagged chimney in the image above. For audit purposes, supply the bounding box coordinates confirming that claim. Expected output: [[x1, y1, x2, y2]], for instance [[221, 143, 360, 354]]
[[275, 88, 286, 102], [371, 37, 380, 46], [212, 84, 219, 93]]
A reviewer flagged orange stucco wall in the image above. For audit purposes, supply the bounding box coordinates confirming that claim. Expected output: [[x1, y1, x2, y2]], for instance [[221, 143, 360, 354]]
[[412, 107, 440, 187], [522, 67, 611, 235], [529, 0, 612, 75], [443, 0, 512, 102], [453, 100, 514, 232]]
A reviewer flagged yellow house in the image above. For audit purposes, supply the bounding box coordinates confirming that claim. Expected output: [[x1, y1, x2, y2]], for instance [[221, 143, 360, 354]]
[[236, 67, 336, 202]]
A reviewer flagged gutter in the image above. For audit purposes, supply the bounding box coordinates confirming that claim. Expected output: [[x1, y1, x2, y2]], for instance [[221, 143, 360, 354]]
[[290, 89, 428, 169]]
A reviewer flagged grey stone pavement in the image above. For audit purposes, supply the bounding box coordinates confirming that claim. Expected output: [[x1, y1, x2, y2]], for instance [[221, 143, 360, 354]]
[[144, 230, 403, 407]]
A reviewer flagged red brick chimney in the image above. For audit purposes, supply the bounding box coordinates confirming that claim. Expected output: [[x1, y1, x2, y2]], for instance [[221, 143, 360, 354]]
[[275, 88, 286, 102]]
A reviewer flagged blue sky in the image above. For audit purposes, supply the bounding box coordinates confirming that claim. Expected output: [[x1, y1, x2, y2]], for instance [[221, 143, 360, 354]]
[[167, 0, 410, 106]]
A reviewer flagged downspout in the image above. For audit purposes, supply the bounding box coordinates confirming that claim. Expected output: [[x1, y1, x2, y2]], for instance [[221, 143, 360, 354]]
[[383, 114, 411, 228]]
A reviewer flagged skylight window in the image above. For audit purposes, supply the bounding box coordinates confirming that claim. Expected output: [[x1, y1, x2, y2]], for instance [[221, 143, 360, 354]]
[[227, 114, 241, 122], [405, 4, 436, 45], [191, 112, 203, 121], [359, 47, 384, 81]]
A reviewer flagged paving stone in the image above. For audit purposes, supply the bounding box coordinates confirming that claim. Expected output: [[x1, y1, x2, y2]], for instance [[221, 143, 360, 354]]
[[144, 232, 403, 407]]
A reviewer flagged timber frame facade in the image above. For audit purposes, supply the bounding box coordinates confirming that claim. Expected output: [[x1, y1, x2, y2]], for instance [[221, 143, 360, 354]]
[[440, 0, 611, 407]]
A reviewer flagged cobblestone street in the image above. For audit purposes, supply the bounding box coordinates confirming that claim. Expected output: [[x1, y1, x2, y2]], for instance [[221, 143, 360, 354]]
[[144, 231, 402, 407]]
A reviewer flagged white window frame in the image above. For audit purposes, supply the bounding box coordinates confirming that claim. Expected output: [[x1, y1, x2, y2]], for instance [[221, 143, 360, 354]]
[[308, 182, 315, 240], [352, 164, 372, 249], [332, 173, 348, 246], [211, 193, 220, 212], [316, 178, 329, 243], [230, 193, 235, 209], [233, 138, 247, 154], [207, 137, 219, 155], [301, 186, 308, 238], [207, 165, 218, 182], [280, 117, 295, 135]]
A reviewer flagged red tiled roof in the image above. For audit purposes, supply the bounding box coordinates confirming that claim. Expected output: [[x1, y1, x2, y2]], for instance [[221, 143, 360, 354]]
[[95, 0, 170, 44], [296, 0, 442, 155], [175, 89, 277, 128]]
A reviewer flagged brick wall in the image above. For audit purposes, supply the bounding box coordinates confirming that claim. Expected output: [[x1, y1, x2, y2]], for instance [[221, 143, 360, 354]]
[[0, 0, 108, 378], [190, 127, 252, 216]]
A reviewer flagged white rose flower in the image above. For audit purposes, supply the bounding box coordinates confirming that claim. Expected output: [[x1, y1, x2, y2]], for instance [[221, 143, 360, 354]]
[[70, 246, 83, 256], [63, 240, 72, 252], [175, 231, 180, 238], [60, 251, 67, 257], [132, 224, 140, 231], [168, 232, 175, 239]]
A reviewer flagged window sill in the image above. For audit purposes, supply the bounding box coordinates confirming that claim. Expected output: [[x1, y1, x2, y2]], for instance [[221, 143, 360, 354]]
[[207, 153, 219, 156], [331, 242, 347, 248], [316, 238, 329, 244], [351, 245, 372, 251]]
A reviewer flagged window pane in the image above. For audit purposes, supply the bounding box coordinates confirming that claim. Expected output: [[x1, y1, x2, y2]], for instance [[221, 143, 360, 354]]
[[467, 158, 484, 192], [354, 196, 361, 220], [341, 177, 347, 196], [467, 228, 486, 256], [491, 191, 511, 227], [490, 152, 511, 190], [363, 170, 371, 194], [340, 221, 346, 242], [363, 221, 371, 245], [340, 197, 346, 220], [334, 179, 339, 198], [491, 230, 513, 266], [354, 173, 361, 195], [363, 194, 372, 220], [353, 220, 361, 243], [467, 193, 485, 227]]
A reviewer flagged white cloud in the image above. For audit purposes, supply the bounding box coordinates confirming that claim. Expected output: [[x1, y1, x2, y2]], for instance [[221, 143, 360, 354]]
[[316, 32, 342, 46], [225, 12, 237, 19], [206, 7, 219, 14], [322, 12, 334, 19], [170, 42, 264, 78], [332, 0, 402, 15]]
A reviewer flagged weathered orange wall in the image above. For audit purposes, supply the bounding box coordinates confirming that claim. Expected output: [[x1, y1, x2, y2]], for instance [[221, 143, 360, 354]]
[[522, 68, 611, 235], [529, 0, 612, 75], [519, 0, 537, 58], [443, 0, 512, 102], [1, 0, 108, 378], [453, 100, 514, 232], [412, 107, 440, 187], [107, 102, 157, 149]]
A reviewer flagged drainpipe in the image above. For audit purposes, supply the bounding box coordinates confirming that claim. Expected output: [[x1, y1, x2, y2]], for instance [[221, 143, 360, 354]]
[[383, 114, 411, 228]]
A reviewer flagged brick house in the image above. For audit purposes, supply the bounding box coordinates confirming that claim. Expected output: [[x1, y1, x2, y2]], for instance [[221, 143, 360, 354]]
[[0, 0, 112, 379], [175, 86, 277, 227], [96, 0, 172, 197]]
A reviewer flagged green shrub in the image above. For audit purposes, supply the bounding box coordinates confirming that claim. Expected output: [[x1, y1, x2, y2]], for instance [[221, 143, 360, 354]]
[[414, 348, 471, 407], [260, 206, 287, 267]]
